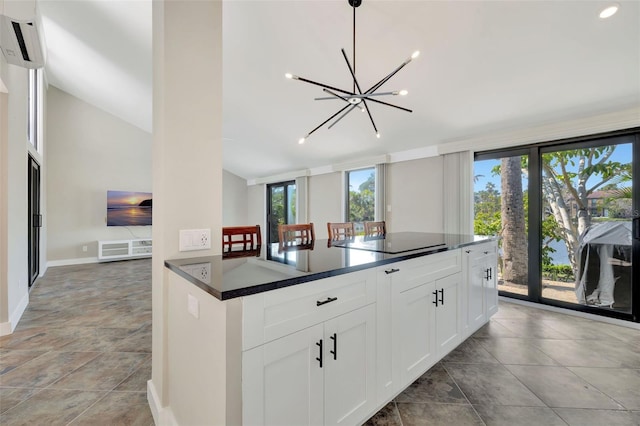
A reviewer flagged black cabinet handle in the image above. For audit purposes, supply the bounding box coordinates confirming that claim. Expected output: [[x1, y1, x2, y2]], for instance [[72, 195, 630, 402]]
[[330, 333, 337, 360], [439, 288, 444, 305], [488, 267, 492, 280], [483, 251, 489, 255], [465, 250, 471, 254], [317, 296, 338, 306], [316, 339, 323, 368], [432, 290, 438, 307], [385, 268, 400, 274]]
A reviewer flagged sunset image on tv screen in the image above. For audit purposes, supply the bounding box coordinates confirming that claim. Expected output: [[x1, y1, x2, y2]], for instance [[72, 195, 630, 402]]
[[107, 191, 152, 226]]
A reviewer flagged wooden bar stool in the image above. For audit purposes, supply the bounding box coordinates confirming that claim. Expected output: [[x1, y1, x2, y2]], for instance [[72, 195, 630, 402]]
[[222, 225, 262, 252], [327, 222, 355, 240], [364, 221, 386, 237], [278, 223, 315, 247]]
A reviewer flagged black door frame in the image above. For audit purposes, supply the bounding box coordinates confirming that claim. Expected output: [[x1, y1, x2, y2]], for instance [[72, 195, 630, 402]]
[[266, 181, 296, 256], [475, 128, 640, 323], [28, 154, 42, 287]]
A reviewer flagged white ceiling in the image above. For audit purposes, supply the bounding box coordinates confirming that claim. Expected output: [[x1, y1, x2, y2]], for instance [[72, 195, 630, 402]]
[[38, 1, 640, 180]]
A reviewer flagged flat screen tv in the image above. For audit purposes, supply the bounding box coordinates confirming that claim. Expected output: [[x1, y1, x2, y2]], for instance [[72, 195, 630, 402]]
[[107, 190, 152, 226]]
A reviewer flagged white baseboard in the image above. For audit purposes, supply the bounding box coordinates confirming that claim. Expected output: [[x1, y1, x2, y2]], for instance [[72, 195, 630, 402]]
[[0, 321, 11, 336], [47, 257, 99, 268], [499, 296, 640, 330], [0, 290, 29, 336], [148, 379, 177, 426]]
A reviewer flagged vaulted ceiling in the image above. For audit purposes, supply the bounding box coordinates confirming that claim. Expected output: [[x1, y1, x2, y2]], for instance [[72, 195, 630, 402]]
[[38, 1, 640, 180]]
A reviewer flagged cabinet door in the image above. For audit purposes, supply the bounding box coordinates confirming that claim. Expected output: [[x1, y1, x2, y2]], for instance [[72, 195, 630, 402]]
[[467, 251, 487, 336], [243, 323, 324, 426], [435, 272, 462, 357], [484, 251, 499, 317], [396, 282, 436, 387], [324, 304, 376, 426], [376, 266, 400, 403]]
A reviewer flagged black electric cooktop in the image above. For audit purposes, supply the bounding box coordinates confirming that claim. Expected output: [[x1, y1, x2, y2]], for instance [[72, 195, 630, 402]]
[[331, 232, 450, 254]]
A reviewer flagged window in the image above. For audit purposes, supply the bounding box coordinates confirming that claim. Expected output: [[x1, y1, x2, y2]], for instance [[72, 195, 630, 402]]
[[27, 68, 41, 151], [474, 153, 529, 297], [266, 181, 296, 261], [346, 167, 376, 234], [474, 130, 639, 323]]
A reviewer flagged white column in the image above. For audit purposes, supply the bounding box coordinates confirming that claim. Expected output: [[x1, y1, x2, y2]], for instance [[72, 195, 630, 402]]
[[150, 0, 225, 424]]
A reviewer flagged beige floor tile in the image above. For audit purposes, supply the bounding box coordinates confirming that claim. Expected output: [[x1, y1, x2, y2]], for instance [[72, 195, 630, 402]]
[[0, 389, 105, 426]]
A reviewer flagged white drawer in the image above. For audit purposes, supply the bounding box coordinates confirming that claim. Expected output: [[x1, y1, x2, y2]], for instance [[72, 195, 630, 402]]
[[242, 268, 376, 350], [391, 249, 461, 293], [464, 240, 498, 265]]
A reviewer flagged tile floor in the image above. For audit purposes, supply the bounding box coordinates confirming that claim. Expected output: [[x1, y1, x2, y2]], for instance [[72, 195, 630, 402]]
[[365, 301, 640, 426], [2, 259, 639, 425], [0, 259, 152, 425]]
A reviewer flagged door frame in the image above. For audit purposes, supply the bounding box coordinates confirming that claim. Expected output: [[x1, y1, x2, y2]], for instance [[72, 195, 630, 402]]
[[266, 180, 296, 260], [474, 128, 640, 323], [27, 154, 41, 287]]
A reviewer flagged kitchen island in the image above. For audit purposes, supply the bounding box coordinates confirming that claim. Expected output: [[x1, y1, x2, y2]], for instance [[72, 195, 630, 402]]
[[157, 232, 498, 425]]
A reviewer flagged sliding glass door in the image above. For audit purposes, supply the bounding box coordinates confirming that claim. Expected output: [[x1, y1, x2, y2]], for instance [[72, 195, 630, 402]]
[[267, 181, 296, 260], [541, 139, 634, 315], [474, 130, 639, 322], [474, 152, 529, 297]]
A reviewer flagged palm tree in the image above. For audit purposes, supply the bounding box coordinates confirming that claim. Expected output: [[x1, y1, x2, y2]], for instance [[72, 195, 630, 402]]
[[500, 156, 528, 284]]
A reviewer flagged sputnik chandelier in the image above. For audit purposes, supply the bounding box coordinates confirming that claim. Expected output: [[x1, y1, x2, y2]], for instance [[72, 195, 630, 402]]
[[286, 0, 419, 144]]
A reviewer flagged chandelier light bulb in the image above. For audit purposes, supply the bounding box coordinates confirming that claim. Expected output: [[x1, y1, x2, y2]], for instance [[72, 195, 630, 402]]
[[285, 73, 293, 79], [411, 51, 420, 59], [376, 132, 381, 139], [298, 137, 306, 144], [399, 90, 408, 96], [599, 4, 619, 18]]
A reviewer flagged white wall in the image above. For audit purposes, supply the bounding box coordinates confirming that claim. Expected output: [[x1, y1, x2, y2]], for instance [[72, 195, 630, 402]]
[[150, 1, 231, 424], [46, 86, 151, 263], [247, 160, 447, 241], [247, 184, 265, 244], [223, 170, 248, 226], [309, 171, 343, 239], [386, 156, 444, 233], [0, 0, 38, 335]]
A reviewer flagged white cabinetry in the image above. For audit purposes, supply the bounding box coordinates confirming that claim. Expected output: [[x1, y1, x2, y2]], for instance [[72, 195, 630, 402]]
[[98, 238, 152, 261], [434, 272, 463, 356], [243, 323, 324, 426], [376, 249, 462, 402], [237, 242, 496, 426], [242, 271, 377, 426], [463, 240, 498, 337]]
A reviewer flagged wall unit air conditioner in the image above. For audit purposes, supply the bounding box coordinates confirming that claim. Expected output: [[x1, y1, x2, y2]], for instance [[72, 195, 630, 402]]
[[0, 15, 44, 69]]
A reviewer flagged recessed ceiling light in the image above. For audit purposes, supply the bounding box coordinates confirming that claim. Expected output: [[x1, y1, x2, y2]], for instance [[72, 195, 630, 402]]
[[599, 4, 619, 19]]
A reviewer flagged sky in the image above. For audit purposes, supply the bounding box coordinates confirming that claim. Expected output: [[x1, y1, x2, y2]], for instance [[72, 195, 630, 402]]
[[107, 191, 152, 208], [474, 143, 633, 194], [348, 167, 375, 192]]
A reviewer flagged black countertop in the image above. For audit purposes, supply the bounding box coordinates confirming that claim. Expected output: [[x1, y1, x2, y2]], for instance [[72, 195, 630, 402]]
[[164, 232, 495, 301]]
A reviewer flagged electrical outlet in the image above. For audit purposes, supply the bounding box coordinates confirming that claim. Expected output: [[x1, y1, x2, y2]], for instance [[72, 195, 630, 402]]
[[187, 293, 199, 319], [179, 263, 211, 284], [82, 245, 88, 252], [179, 229, 212, 251]]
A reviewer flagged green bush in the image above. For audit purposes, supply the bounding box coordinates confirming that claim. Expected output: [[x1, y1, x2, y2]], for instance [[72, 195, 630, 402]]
[[542, 264, 574, 282]]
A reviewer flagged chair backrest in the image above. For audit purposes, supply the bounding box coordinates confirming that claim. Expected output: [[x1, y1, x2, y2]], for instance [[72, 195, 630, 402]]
[[222, 225, 262, 251], [364, 221, 386, 237], [278, 223, 315, 246], [327, 222, 355, 241]]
